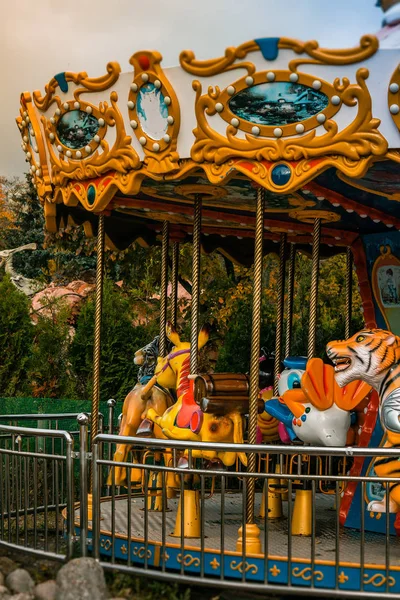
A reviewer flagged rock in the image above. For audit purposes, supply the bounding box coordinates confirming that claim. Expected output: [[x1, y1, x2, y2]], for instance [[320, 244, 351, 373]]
[[10, 595, 34, 600], [0, 585, 10, 600], [6, 570, 34, 596], [0, 558, 18, 577], [55, 558, 109, 600], [0, 574, 4, 587], [34, 581, 57, 600]]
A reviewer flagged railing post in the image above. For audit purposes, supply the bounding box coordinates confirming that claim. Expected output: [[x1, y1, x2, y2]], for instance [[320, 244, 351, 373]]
[[92, 441, 100, 560], [106, 399, 116, 496], [77, 413, 89, 557], [65, 437, 75, 559], [107, 399, 116, 436]]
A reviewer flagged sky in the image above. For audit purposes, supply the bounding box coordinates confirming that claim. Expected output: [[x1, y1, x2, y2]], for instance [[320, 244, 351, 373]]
[[0, 0, 383, 177]]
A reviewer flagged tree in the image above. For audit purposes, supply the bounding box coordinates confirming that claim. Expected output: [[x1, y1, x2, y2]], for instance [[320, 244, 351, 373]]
[[28, 298, 77, 398], [3, 174, 97, 283], [0, 275, 34, 396], [70, 280, 157, 402], [0, 177, 17, 250]]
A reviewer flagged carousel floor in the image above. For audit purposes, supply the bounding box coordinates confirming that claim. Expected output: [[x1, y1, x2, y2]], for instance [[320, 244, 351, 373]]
[[76, 492, 400, 566]]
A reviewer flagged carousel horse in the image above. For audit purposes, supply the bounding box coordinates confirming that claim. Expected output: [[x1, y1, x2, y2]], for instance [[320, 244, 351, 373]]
[[107, 335, 174, 487], [264, 356, 372, 446], [143, 322, 247, 467], [327, 328, 400, 513]]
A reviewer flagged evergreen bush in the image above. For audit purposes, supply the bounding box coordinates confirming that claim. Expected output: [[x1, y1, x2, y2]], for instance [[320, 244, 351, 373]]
[[70, 280, 157, 402], [0, 275, 34, 396]]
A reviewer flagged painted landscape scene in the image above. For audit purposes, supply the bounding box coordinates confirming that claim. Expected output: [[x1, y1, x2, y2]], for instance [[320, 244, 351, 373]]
[[229, 81, 329, 126], [57, 110, 99, 149]]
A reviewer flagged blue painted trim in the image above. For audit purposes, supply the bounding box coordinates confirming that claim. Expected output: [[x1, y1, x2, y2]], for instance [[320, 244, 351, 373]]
[[254, 38, 280, 61], [54, 72, 68, 93], [79, 524, 400, 592]]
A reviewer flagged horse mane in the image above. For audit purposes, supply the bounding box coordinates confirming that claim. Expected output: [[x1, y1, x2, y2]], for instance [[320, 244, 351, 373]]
[[177, 354, 191, 399]]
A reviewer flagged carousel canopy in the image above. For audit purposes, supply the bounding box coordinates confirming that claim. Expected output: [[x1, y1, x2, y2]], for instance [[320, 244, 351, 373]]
[[16, 35, 400, 264]]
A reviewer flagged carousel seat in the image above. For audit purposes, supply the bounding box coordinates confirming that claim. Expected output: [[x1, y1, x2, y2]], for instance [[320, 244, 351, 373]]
[[195, 372, 264, 415]]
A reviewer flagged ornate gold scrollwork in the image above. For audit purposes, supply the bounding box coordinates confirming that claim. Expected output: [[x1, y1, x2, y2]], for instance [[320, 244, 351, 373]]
[[100, 538, 112, 551], [189, 67, 387, 189], [177, 553, 201, 567], [128, 51, 180, 174], [179, 35, 379, 77], [133, 546, 152, 559], [292, 567, 324, 581], [363, 573, 395, 587], [284, 35, 379, 72], [32, 62, 121, 112], [16, 93, 53, 200], [42, 91, 140, 186], [230, 560, 258, 575]]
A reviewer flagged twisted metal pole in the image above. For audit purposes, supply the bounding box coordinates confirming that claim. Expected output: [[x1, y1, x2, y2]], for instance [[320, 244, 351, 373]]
[[307, 218, 321, 360], [273, 233, 287, 396], [246, 187, 265, 524], [345, 246, 353, 340], [171, 241, 180, 328], [190, 195, 202, 375], [159, 221, 170, 358], [285, 243, 296, 359], [91, 214, 105, 447]]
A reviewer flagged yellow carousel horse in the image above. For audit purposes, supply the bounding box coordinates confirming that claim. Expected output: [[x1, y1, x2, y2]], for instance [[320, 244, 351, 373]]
[[143, 322, 247, 467], [107, 335, 174, 487]]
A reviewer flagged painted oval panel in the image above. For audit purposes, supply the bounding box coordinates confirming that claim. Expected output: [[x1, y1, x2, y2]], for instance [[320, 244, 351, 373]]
[[229, 82, 329, 126], [57, 110, 99, 149], [137, 83, 169, 140]]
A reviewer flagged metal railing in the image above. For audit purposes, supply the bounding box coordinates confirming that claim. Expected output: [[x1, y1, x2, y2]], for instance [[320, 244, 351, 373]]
[[0, 424, 74, 561], [91, 435, 400, 598], [0, 407, 112, 562], [0, 408, 400, 597]]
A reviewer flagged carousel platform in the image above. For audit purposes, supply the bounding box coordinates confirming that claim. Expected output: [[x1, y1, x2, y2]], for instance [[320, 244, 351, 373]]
[[73, 492, 400, 593]]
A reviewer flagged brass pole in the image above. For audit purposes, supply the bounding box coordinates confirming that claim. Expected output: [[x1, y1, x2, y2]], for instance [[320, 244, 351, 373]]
[[190, 195, 202, 375], [273, 233, 287, 396], [91, 214, 105, 446], [345, 246, 353, 340], [170, 241, 180, 328], [159, 221, 169, 358], [307, 218, 321, 360], [285, 243, 296, 358], [246, 187, 265, 524]]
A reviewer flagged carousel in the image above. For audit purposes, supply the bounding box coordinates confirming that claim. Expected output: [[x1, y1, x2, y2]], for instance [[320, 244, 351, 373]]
[[13, 12, 400, 597]]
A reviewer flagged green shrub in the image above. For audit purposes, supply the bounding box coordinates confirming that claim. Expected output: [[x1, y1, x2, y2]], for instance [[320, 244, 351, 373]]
[[70, 280, 157, 402], [0, 275, 34, 396], [28, 298, 77, 398]]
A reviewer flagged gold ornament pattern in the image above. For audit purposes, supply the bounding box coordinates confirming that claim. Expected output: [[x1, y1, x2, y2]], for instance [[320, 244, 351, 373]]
[[190, 68, 387, 168], [42, 91, 140, 186], [230, 560, 258, 575], [177, 553, 201, 567], [363, 573, 395, 587], [179, 35, 379, 77], [292, 567, 324, 581], [128, 51, 181, 174]]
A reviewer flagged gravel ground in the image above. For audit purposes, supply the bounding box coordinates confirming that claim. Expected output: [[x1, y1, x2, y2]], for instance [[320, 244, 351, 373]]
[[0, 546, 288, 600]]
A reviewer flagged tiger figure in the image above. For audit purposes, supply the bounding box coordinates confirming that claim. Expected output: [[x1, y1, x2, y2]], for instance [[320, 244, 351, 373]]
[[326, 329, 400, 513]]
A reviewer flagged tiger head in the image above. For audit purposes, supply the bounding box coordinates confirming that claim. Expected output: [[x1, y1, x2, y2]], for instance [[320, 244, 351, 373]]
[[326, 329, 400, 389]]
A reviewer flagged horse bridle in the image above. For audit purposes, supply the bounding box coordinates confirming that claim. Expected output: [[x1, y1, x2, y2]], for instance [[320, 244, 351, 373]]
[[158, 348, 191, 374]]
